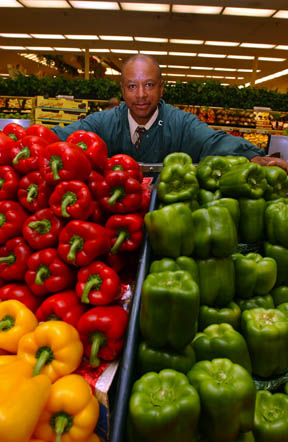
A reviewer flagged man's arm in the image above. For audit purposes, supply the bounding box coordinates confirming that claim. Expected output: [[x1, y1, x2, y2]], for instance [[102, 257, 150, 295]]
[[251, 155, 288, 172]]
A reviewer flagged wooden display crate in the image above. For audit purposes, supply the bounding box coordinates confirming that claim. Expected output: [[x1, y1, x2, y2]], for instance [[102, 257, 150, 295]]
[[35, 96, 88, 111]]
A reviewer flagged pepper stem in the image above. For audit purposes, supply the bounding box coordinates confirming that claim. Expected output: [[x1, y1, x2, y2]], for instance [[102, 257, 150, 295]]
[[50, 155, 63, 181], [26, 184, 38, 203], [77, 141, 88, 151], [81, 274, 103, 304], [28, 219, 51, 235], [0, 314, 15, 331], [67, 235, 84, 263], [90, 331, 107, 367], [0, 213, 6, 228], [55, 415, 69, 442], [51, 411, 73, 442], [61, 192, 77, 218], [12, 146, 30, 165], [110, 229, 129, 254], [0, 178, 4, 189], [33, 346, 54, 376], [8, 133, 17, 141], [108, 188, 124, 206], [35, 265, 50, 285], [0, 253, 15, 265]]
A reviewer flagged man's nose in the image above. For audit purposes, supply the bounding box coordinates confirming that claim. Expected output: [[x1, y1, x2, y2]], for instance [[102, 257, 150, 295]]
[[136, 84, 147, 98]]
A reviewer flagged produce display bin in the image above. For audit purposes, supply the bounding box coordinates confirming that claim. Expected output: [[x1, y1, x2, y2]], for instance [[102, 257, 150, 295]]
[[109, 176, 159, 442]]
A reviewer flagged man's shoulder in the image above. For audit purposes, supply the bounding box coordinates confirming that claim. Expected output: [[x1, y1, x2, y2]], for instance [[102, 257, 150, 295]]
[[159, 99, 197, 122]]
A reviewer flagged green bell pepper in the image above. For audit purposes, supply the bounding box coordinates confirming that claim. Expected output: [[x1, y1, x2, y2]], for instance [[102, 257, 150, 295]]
[[219, 162, 267, 199], [205, 197, 240, 229], [241, 308, 288, 378], [276, 301, 288, 319], [187, 358, 256, 442], [263, 165, 288, 201], [235, 294, 275, 312], [198, 188, 222, 206], [127, 369, 200, 442], [192, 206, 238, 259], [232, 252, 277, 299], [163, 152, 195, 169], [271, 286, 288, 306], [140, 270, 200, 351], [149, 256, 199, 284], [198, 301, 241, 330], [238, 198, 266, 244], [144, 203, 195, 258], [137, 341, 196, 375], [253, 390, 288, 442], [196, 155, 231, 191], [193, 323, 252, 373], [197, 256, 235, 306], [264, 242, 288, 286], [265, 199, 288, 248], [157, 161, 199, 204], [225, 155, 249, 167]]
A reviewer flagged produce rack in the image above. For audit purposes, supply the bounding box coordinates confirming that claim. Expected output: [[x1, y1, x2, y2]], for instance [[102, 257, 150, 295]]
[[33, 96, 89, 128]]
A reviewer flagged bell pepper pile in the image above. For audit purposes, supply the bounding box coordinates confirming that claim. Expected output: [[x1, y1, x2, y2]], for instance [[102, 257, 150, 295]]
[[127, 152, 288, 442], [0, 122, 150, 440]]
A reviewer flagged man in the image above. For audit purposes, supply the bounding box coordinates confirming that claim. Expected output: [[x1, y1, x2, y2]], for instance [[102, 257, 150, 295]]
[[52, 54, 288, 170]]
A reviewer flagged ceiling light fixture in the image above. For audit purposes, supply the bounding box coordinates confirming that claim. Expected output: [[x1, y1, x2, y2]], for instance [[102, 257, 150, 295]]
[[169, 52, 197, 56], [31, 34, 65, 39], [54, 47, 82, 51], [111, 49, 138, 53], [254, 68, 288, 84], [100, 35, 133, 41], [121, 3, 169, 12], [214, 67, 237, 71], [0, 45, 26, 49], [0, 0, 22, 6], [0, 33, 31, 38], [135, 37, 168, 43], [198, 53, 226, 58], [273, 10, 288, 19], [275, 45, 288, 50], [20, 0, 70, 7], [140, 50, 167, 55], [227, 55, 254, 60], [65, 35, 99, 40], [205, 41, 239, 47], [89, 49, 110, 52], [259, 57, 286, 61], [70, 1, 119, 9], [172, 5, 222, 14], [170, 39, 204, 45], [223, 7, 275, 17], [240, 43, 275, 49], [25, 46, 53, 50], [168, 65, 189, 69], [191, 66, 213, 70]]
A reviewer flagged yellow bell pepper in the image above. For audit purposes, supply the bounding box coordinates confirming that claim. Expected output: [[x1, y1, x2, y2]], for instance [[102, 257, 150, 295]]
[[17, 320, 83, 382], [34, 374, 99, 442], [0, 354, 18, 366], [0, 299, 38, 353], [0, 359, 51, 442], [29, 434, 100, 442]]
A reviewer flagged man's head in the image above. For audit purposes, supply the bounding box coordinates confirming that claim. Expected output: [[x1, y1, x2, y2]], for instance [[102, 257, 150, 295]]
[[121, 54, 164, 125]]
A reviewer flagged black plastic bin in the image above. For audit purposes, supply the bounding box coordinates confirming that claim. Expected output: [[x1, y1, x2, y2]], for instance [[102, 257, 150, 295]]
[[109, 178, 158, 442]]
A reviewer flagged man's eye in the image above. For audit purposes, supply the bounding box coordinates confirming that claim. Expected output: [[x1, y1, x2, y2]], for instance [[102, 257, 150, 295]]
[[128, 84, 136, 89], [146, 82, 154, 87]]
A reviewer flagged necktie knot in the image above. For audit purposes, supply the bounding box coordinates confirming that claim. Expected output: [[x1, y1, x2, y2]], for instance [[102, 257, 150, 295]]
[[135, 126, 146, 150]]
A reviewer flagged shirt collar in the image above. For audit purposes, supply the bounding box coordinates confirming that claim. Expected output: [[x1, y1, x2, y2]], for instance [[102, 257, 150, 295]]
[[128, 107, 159, 144]]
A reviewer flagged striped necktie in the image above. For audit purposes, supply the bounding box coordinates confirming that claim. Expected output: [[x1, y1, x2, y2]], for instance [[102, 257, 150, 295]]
[[135, 126, 146, 150]]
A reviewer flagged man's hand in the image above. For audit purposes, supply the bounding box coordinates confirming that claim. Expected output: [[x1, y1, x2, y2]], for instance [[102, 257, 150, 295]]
[[251, 156, 288, 173]]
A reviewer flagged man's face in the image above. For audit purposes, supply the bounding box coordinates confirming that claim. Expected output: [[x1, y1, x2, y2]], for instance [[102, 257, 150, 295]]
[[121, 58, 163, 125]]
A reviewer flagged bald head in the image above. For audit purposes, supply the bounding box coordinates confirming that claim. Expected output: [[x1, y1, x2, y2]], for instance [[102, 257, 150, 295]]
[[121, 54, 162, 83]]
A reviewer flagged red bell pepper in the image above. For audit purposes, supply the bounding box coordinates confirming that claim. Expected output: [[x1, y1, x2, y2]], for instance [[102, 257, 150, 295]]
[[0, 131, 15, 165], [3, 122, 26, 141], [87, 170, 105, 200], [0, 200, 28, 244], [105, 213, 144, 254], [76, 260, 121, 305], [57, 220, 111, 267], [0, 165, 20, 201], [22, 208, 64, 250], [25, 123, 60, 144], [17, 171, 52, 213], [39, 141, 92, 185], [77, 305, 129, 366], [88, 200, 104, 225], [49, 180, 92, 220], [0, 283, 41, 312], [104, 154, 143, 182], [0, 236, 32, 281], [10, 135, 48, 174], [67, 130, 108, 173], [35, 289, 86, 327], [94, 170, 142, 214], [25, 248, 75, 296]]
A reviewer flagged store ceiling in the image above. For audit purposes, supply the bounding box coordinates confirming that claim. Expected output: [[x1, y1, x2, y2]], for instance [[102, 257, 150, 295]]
[[1, 0, 288, 90]]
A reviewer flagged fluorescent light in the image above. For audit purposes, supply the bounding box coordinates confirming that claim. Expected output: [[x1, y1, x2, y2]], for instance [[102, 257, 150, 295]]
[[169, 52, 196, 56], [0, 45, 26, 49], [0, 0, 22, 6], [225, 77, 236, 79], [227, 55, 254, 60], [159, 65, 167, 68], [214, 67, 237, 71], [255, 68, 288, 84], [0, 33, 31, 38], [121, 3, 169, 12], [170, 39, 203, 45], [54, 47, 82, 51], [31, 34, 65, 39], [70, 1, 119, 9], [65, 35, 99, 40], [223, 7, 275, 17], [238, 77, 244, 80], [172, 5, 222, 14], [237, 69, 253, 72], [25, 46, 53, 50], [191, 66, 213, 70], [221, 83, 229, 86], [205, 41, 239, 47], [135, 37, 168, 43], [187, 74, 205, 78], [259, 57, 286, 61], [198, 53, 226, 58], [240, 43, 275, 49], [111, 49, 138, 54], [105, 68, 120, 75], [276, 45, 288, 50], [166, 73, 186, 77], [20, 0, 70, 7], [100, 35, 133, 41], [140, 50, 167, 55], [168, 65, 189, 69], [89, 48, 110, 52], [273, 10, 288, 19]]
